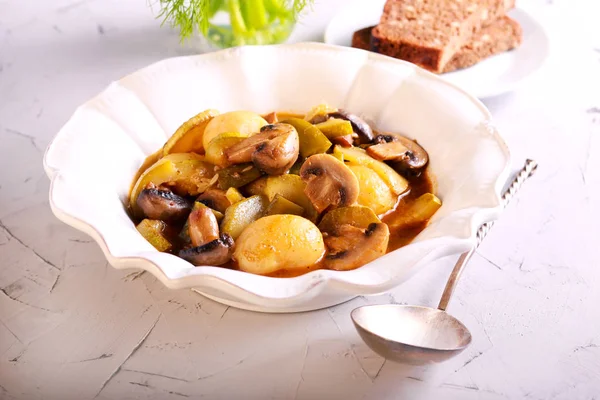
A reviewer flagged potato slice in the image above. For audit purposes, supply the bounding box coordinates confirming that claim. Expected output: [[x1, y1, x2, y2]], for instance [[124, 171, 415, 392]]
[[315, 119, 354, 138], [205, 132, 248, 167], [280, 118, 332, 158], [264, 174, 317, 221], [136, 219, 172, 252], [318, 206, 381, 234], [220, 195, 269, 240], [225, 187, 245, 204], [129, 153, 215, 217], [386, 193, 442, 229], [348, 165, 397, 215], [130, 148, 163, 194], [304, 103, 337, 123], [203, 111, 268, 150], [243, 176, 268, 196], [333, 146, 409, 195], [216, 163, 262, 190], [234, 215, 325, 275], [163, 109, 219, 156], [265, 194, 304, 216]]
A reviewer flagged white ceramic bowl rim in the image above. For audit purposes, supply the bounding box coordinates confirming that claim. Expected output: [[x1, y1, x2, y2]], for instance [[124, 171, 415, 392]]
[[43, 42, 511, 303]]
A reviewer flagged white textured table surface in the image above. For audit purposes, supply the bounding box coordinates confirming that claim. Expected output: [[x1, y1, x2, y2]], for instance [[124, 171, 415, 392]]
[[1, 0, 600, 399]]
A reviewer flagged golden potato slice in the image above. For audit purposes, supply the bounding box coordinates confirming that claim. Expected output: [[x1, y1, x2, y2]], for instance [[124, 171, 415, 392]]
[[333, 146, 409, 195], [315, 119, 354, 138], [318, 205, 381, 234], [204, 132, 247, 167], [163, 109, 219, 156], [264, 174, 318, 221], [216, 163, 262, 190], [220, 195, 269, 240], [136, 219, 172, 252], [303, 103, 337, 123], [280, 118, 332, 158], [234, 215, 325, 275], [386, 193, 442, 229], [348, 165, 397, 215], [225, 187, 245, 205], [203, 111, 268, 150], [244, 176, 268, 196], [129, 148, 163, 195], [265, 195, 304, 217]]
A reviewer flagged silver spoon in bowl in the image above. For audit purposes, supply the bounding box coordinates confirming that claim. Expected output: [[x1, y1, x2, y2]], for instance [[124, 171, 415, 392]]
[[351, 159, 538, 365]]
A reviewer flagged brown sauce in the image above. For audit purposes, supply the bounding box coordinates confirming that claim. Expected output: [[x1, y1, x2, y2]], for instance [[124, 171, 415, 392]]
[[384, 169, 434, 253], [265, 169, 435, 278]]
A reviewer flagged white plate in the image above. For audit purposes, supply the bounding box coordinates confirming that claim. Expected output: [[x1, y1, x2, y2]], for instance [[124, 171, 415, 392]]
[[44, 42, 510, 313], [324, 1, 550, 99]]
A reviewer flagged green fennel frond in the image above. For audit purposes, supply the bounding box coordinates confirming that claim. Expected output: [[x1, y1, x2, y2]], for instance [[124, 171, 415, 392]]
[[156, 0, 211, 42], [155, 0, 314, 43], [291, 0, 312, 16]]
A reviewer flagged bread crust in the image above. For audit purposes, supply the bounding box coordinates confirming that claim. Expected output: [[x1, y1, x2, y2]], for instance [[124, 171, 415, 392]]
[[351, 16, 522, 74], [370, 0, 516, 73]]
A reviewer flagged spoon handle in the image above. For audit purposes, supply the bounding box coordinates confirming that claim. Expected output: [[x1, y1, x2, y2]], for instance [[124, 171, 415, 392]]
[[437, 159, 538, 311]]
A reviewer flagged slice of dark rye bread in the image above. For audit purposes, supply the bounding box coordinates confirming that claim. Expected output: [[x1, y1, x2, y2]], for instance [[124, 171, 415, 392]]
[[352, 17, 522, 73], [371, 0, 516, 73]]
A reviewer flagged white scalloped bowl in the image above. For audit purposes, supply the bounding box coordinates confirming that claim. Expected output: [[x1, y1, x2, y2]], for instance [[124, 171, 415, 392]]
[[44, 42, 510, 313]]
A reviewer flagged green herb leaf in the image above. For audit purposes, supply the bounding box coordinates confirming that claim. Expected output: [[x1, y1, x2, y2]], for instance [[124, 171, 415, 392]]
[[155, 0, 313, 43]]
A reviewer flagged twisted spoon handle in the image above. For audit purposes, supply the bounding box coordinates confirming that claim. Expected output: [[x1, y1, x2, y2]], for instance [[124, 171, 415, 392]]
[[437, 159, 538, 311]]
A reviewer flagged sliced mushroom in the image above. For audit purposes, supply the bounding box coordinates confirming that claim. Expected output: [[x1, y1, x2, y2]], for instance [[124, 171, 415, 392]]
[[369, 134, 429, 171], [366, 141, 410, 160], [299, 154, 359, 213], [331, 134, 355, 148], [187, 207, 220, 247], [252, 124, 300, 175], [197, 188, 231, 213], [225, 123, 300, 175], [178, 233, 234, 266], [323, 222, 390, 271], [328, 110, 374, 144], [136, 184, 192, 223]]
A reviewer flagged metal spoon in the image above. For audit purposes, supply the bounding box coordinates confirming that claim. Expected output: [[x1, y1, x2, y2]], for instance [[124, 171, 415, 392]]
[[351, 159, 538, 365]]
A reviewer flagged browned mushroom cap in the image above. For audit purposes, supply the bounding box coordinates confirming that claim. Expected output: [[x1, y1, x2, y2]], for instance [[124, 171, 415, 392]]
[[299, 154, 359, 213], [369, 134, 429, 171], [136, 185, 192, 223], [328, 110, 374, 144], [252, 124, 299, 175], [187, 207, 220, 247], [225, 123, 300, 175], [178, 233, 234, 266], [323, 222, 390, 271], [197, 188, 231, 213]]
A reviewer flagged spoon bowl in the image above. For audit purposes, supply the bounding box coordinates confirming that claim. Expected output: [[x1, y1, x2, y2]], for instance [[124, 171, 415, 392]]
[[350, 159, 538, 365], [351, 305, 472, 365]]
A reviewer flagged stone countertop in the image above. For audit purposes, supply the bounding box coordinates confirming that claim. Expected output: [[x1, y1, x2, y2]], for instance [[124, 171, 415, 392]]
[[1, 0, 599, 399]]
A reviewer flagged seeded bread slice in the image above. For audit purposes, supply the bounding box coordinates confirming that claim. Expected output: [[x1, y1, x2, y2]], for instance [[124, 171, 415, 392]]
[[351, 17, 522, 73], [371, 0, 516, 73], [442, 16, 522, 72]]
